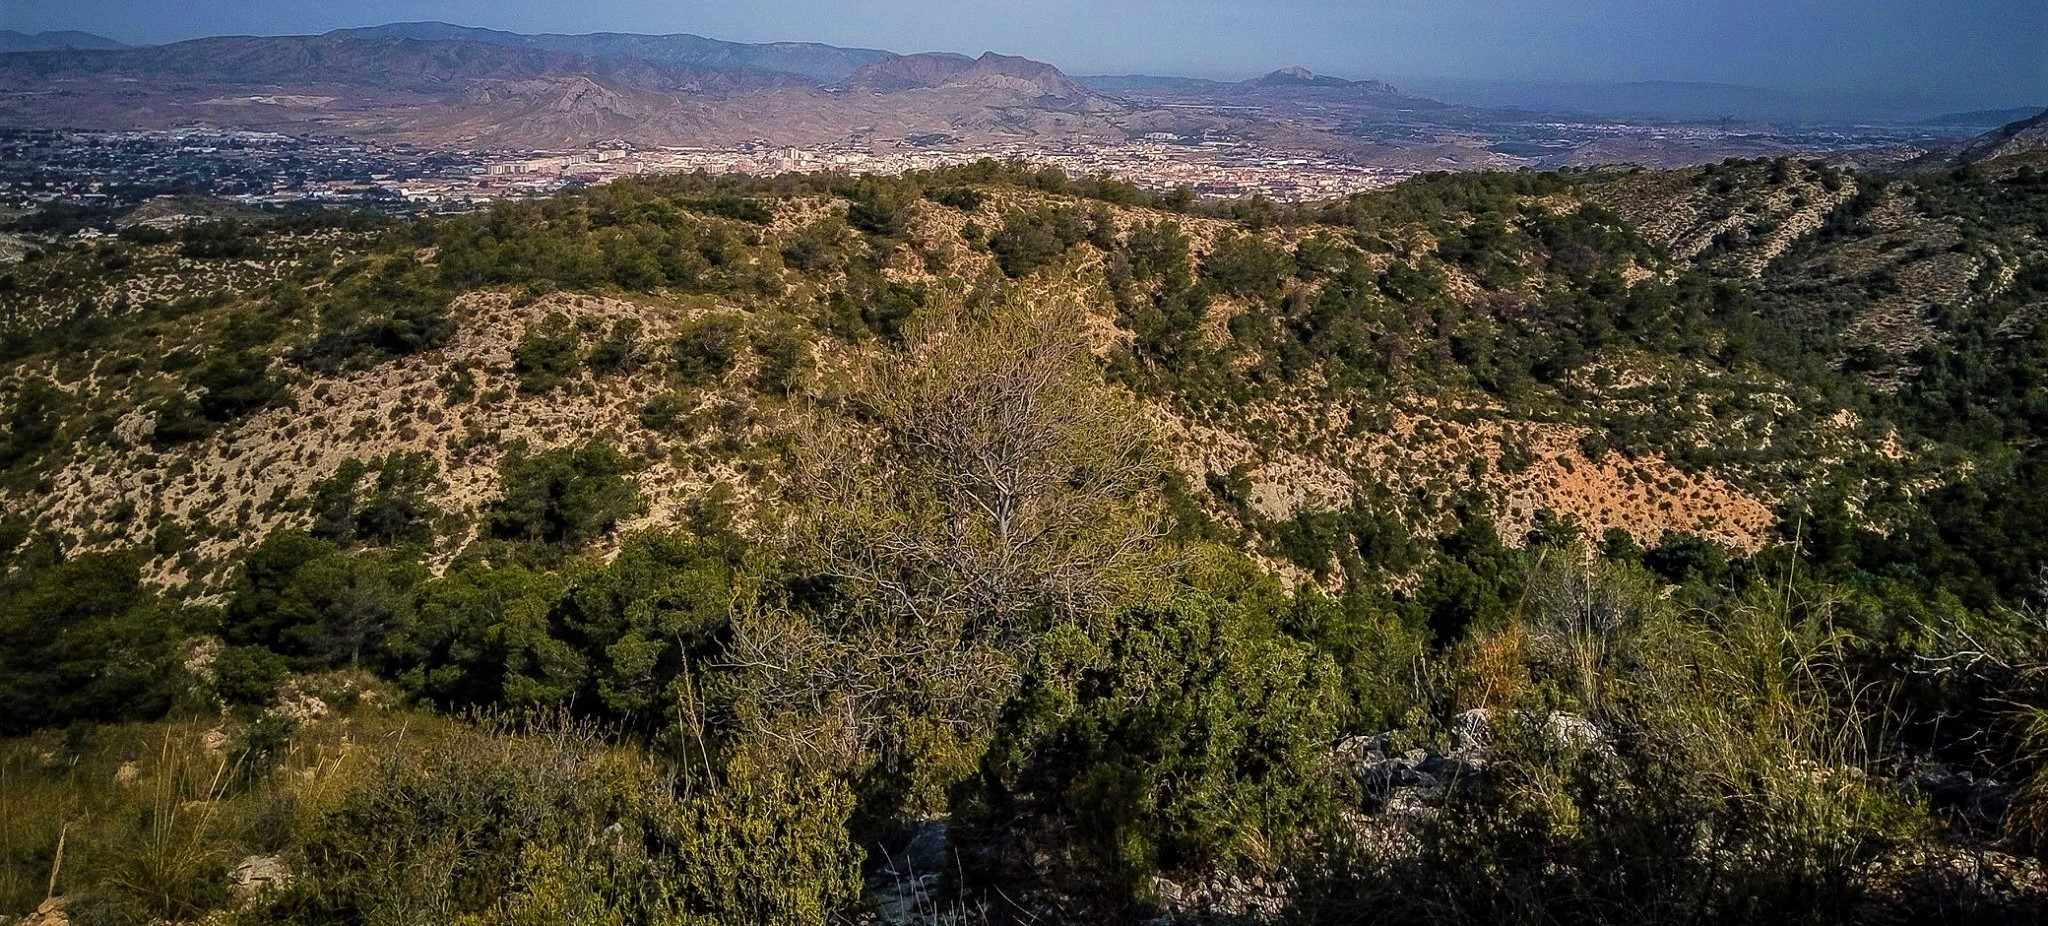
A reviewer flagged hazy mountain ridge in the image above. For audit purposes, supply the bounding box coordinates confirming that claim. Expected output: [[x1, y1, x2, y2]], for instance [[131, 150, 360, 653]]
[[0, 22, 1980, 166], [0, 33, 808, 94], [1250, 66, 1399, 93], [0, 29, 127, 53], [0, 29, 1128, 149], [1396, 74, 2037, 125], [1081, 67, 1410, 99], [330, 21, 894, 83], [840, 51, 1099, 102]]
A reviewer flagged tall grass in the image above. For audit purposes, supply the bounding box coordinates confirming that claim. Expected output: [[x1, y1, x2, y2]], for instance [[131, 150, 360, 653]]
[[0, 748, 71, 913], [2014, 706, 2048, 849], [0, 681, 406, 923], [1297, 552, 1937, 924], [1623, 582, 1925, 914], [91, 735, 238, 922]]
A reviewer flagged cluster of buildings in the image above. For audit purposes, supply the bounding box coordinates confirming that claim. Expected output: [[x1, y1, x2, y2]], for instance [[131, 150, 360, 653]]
[[1002, 140, 1414, 199], [327, 139, 1414, 205], [600, 139, 1412, 201], [0, 128, 483, 212], [4, 127, 1420, 225]]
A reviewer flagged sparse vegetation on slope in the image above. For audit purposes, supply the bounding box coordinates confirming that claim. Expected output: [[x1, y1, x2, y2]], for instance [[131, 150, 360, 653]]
[[3, 154, 2047, 924]]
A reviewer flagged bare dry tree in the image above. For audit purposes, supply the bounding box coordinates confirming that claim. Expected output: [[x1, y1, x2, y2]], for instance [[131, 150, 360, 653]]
[[786, 292, 1170, 640], [714, 293, 1175, 805]]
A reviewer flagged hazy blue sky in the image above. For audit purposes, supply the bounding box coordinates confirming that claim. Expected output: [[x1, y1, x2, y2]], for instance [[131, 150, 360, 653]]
[[7, 0, 2043, 98]]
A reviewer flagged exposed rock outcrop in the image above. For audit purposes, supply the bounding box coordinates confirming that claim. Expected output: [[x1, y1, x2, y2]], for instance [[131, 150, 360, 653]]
[[230, 854, 292, 904]]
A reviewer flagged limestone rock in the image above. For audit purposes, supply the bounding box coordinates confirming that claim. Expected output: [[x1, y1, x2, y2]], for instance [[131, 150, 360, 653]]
[[1543, 711, 1609, 755], [230, 854, 291, 903], [20, 896, 68, 926]]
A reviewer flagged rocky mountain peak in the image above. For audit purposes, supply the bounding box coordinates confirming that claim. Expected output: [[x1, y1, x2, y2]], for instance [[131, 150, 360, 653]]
[[841, 50, 1091, 100]]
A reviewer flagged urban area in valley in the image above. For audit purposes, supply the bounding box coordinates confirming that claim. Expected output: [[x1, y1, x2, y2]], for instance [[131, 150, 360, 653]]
[[1, 126, 1411, 221], [0, 113, 1952, 237]]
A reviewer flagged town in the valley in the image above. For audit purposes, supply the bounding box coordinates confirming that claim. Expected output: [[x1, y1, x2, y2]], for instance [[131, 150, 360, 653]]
[[0, 126, 1411, 221], [1, 113, 1939, 233]]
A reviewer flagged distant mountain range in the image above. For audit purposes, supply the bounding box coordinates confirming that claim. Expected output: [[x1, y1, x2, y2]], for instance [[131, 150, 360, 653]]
[[1391, 76, 2038, 126], [0, 33, 808, 94], [843, 51, 1095, 101], [329, 21, 892, 83], [0, 26, 1448, 154], [0, 22, 2027, 168], [5, 23, 2027, 127], [1081, 67, 1403, 97], [1248, 66, 1399, 93], [0, 25, 1151, 152], [0, 30, 127, 53]]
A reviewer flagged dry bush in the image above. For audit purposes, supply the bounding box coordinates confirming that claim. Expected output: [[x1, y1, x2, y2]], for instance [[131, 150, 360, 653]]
[[1451, 623, 1532, 711], [787, 293, 1171, 638], [732, 293, 1180, 819]]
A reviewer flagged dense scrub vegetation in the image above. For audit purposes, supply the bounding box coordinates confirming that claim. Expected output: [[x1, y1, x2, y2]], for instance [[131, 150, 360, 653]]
[[3, 154, 2047, 924]]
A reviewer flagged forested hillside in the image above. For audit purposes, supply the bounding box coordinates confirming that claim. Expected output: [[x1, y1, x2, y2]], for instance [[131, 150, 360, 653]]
[[3, 152, 2047, 924]]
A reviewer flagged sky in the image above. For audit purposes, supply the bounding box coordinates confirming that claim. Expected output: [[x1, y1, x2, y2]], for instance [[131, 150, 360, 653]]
[[6, 0, 2044, 103]]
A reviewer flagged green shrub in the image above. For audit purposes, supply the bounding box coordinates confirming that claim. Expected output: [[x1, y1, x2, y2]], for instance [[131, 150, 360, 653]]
[[226, 715, 298, 787], [178, 220, 263, 260], [513, 311, 583, 394], [749, 320, 812, 397], [291, 258, 454, 373], [487, 443, 644, 547], [821, 272, 925, 342], [1300, 559, 1938, 925], [780, 218, 846, 272], [989, 206, 1090, 277], [213, 646, 290, 706], [845, 179, 918, 239], [0, 550, 198, 734], [673, 314, 747, 382], [305, 452, 443, 548], [1124, 220, 1193, 281], [150, 391, 211, 446], [928, 187, 984, 212], [640, 392, 690, 433], [384, 528, 739, 714], [1280, 590, 1430, 731], [971, 594, 1341, 902], [1203, 232, 1293, 300], [190, 349, 286, 424], [387, 561, 576, 708], [0, 379, 64, 468], [222, 532, 427, 670], [585, 317, 643, 376], [557, 529, 738, 719], [642, 758, 864, 926], [682, 195, 775, 225], [282, 723, 861, 926]]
